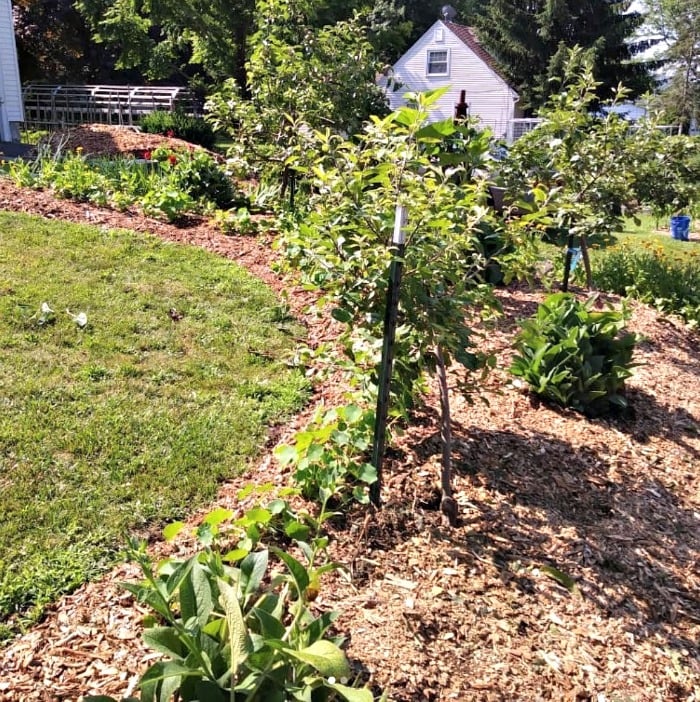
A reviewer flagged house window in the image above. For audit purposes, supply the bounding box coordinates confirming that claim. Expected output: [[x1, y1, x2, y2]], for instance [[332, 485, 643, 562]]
[[427, 49, 449, 76]]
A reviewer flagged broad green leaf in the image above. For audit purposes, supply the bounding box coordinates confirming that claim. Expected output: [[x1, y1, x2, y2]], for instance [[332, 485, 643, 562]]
[[165, 557, 195, 599], [139, 661, 195, 702], [202, 507, 234, 528], [274, 444, 298, 466], [284, 640, 351, 678], [284, 519, 311, 542], [271, 547, 310, 596], [328, 681, 375, 702], [142, 626, 186, 660], [180, 561, 213, 627], [252, 606, 286, 639], [194, 679, 228, 702], [240, 549, 269, 599], [218, 578, 252, 679], [162, 521, 186, 541]]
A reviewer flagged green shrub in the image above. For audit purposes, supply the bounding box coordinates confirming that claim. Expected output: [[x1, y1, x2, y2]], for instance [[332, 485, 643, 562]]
[[153, 147, 236, 208], [85, 498, 374, 702], [510, 292, 638, 416], [140, 110, 217, 149], [592, 243, 700, 329]]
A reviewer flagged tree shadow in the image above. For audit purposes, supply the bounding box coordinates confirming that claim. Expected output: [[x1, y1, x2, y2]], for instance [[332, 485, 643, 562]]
[[411, 419, 699, 660], [612, 387, 700, 456]]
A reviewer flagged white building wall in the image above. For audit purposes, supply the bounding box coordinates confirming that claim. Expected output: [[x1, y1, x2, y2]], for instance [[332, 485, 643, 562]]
[[0, 0, 24, 140], [382, 21, 519, 138]]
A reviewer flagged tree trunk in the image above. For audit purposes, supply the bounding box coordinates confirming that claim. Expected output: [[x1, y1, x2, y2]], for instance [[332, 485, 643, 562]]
[[436, 346, 458, 526]]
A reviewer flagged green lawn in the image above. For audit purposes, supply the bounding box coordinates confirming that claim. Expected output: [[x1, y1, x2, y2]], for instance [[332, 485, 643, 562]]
[[0, 213, 308, 637], [610, 212, 700, 262]]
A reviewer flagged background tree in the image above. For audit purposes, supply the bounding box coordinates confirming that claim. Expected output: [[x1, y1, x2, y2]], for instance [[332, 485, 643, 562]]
[[475, 0, 654, 109], [645, 0, 700, 131], [13, 0, 128, 82]]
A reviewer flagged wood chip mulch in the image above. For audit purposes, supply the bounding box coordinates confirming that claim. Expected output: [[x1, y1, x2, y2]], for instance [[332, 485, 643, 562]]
[[0, 125, 698, 702]]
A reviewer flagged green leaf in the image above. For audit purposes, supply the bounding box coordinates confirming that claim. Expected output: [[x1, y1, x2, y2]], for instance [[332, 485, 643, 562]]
[[194, 680, 228, 702], [539, 565, 577, 593], [143, 626, 186, 660], [274, 444, 298, 466], [162, 521, 186, 541], [284, 519, 311, 542], [179, 560, 213, 627], [271, 547, 310, 596], [240, 549, 269, 599], [202, 507, 234, 528], [139, 660, 195, 702], [331, 307, 353, 323], [353, 463, 377, 484], [328, 682, 375, 702], [218, 578, 252, 679], [284, 640, 351, 678], [252, 606, 286, 639]]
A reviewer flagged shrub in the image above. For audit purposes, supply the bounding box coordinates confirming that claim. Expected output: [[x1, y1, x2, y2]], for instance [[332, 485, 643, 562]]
[[140, 110, 217, 149], [154, 147, 236, 208], [84, 499, 374, 702], [510, 292, 638, 416], [592, 243, 700, 329]]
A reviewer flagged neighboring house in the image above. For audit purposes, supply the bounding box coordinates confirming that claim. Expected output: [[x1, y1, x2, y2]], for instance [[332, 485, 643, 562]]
[[380, 19, 521, 139], [0, 0, 24, 142]]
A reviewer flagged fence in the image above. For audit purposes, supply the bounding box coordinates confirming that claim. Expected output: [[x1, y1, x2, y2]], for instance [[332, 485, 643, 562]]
[[21, 85, 200, 130], [506, 118, 682, 144]]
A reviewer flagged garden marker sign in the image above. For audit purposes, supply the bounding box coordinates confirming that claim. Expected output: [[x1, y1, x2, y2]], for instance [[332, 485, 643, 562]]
[[370, 204, 407, 506]]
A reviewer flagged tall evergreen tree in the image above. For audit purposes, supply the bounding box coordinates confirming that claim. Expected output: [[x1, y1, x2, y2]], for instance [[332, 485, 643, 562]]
[[476, 0, 653, 110], [646, 0, 700, 131]]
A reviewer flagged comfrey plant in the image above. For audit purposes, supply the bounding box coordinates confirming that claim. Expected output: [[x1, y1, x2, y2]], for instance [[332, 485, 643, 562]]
[[87, 489, 376, 702], [510, 292, 638, 416]]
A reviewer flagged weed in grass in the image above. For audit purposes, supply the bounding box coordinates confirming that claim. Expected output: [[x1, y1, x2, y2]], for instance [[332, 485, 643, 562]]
[[0, 212, 309, 637]]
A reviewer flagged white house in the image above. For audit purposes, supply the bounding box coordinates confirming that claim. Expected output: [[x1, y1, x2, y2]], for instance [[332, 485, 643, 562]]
[[0, 0, 24, 142], [381, 20, 521, 139]]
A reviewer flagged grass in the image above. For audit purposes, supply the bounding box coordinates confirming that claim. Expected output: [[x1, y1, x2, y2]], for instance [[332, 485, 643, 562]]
[[0, 213, 308, 637], [610, 212, 699, 262]]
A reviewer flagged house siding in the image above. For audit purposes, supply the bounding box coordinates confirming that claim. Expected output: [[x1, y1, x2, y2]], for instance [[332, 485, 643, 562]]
[[0, 0, 24, 140], [382, 20, 518, 138]]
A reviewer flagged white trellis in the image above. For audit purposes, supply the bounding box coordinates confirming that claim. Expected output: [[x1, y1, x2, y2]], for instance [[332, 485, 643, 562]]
[[21, 85, 201, 130]]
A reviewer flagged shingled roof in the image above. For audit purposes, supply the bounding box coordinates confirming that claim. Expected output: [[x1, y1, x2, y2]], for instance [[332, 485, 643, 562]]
[[443, 22, 512, 87]]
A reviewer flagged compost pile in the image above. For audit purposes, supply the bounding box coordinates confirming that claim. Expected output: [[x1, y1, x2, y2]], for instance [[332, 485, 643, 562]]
[[0, 126, 698, 702]]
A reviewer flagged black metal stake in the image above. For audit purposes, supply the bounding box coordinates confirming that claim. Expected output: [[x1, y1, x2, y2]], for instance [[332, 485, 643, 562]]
[[562, 231, 575, 292], [369, 205, 407, 507]]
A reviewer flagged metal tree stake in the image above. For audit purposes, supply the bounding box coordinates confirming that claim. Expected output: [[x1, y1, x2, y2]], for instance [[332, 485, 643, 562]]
[[369, 205, 407, 507]]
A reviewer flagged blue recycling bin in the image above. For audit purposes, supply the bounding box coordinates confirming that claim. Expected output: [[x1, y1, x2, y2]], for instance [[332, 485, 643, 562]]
[[670, 215, 691, 241]]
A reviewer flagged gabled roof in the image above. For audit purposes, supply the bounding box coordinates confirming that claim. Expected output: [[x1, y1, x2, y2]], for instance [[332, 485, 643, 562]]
[[443, 22, 513, 89]]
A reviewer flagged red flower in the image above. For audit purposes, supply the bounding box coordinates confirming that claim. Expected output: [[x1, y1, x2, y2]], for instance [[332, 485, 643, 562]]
[[166, 129, 175, 138], [143, 150, 152, 160], [168, 154, 178, 166]]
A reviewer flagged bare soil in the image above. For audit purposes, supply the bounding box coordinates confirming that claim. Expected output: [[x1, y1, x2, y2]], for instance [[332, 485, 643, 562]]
[[0, 125, 698, 702]]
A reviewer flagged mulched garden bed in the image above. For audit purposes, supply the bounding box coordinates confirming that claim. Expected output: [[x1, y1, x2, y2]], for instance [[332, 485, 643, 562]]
[[0, 125, 698, 702]]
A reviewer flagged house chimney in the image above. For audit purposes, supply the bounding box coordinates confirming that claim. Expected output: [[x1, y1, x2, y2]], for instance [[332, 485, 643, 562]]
[[455, 90, 469, 121]]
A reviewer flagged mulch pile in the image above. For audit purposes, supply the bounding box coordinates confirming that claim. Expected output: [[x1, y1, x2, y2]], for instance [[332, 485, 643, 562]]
[[0, 125, 698, 702]]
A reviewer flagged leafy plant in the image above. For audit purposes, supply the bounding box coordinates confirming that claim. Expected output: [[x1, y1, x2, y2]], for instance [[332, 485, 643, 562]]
[[214, 207, 260, 236], [139, 110, 217, 149], [592, 242, 700, 329], [276, 90, 504, 513], [274, 403, 377, 505], [86, 498, 374, 702], [151, 147, 238, 209], [510, 292, 638, 416]]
